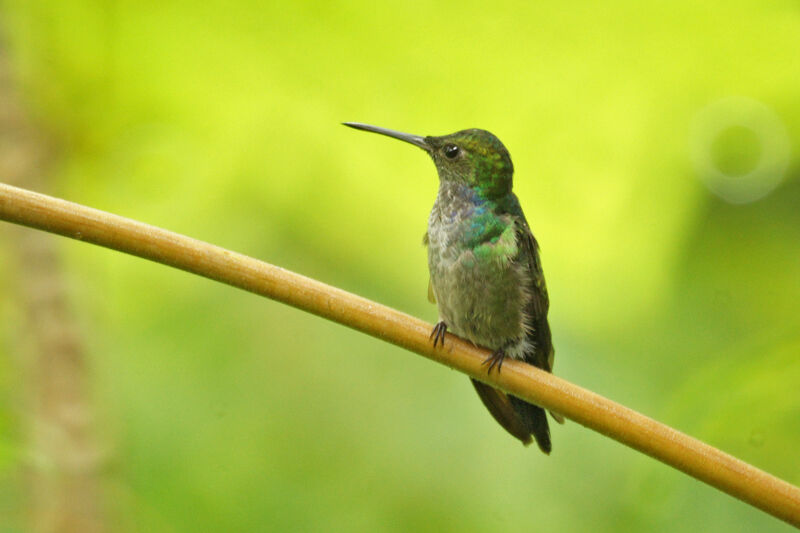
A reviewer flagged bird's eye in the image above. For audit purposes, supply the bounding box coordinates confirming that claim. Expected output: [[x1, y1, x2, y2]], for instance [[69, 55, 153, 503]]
[[443, 144, 460, 159]]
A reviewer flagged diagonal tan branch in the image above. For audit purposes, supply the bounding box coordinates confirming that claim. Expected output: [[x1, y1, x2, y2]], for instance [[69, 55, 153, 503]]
[[1, 181, 799, 527]]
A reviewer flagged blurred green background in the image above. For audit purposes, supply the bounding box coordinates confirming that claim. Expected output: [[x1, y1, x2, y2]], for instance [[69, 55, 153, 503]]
[[1, 1, 799, 531]]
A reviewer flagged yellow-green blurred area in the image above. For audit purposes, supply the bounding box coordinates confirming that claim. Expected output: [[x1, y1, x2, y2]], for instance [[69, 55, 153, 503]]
[[1, 1, 799, 531]]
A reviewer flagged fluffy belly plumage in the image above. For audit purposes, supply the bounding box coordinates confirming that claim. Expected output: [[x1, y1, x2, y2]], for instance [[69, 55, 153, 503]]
[[429, 248, 531, 357]]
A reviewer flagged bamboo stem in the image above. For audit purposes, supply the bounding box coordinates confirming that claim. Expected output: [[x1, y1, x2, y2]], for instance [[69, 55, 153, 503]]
[[1, 39, 109, 533], [1, 181, 798, 527]]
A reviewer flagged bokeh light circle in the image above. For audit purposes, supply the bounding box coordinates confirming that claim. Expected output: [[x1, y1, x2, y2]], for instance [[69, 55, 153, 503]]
[[689, 97, 790, 204]]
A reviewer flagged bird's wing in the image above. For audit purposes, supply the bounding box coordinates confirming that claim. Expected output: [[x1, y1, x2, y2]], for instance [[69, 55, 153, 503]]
[[514, 217, 564, 424], [514, 218, 553, 370]]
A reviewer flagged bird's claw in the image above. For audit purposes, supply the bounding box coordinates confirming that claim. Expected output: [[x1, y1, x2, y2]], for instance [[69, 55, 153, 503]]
[[430, 321, 448, 348], [482, 349, 506, 374]]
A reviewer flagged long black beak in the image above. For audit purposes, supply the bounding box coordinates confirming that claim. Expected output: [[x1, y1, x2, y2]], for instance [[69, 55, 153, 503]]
[[342, 122, 430, 152]]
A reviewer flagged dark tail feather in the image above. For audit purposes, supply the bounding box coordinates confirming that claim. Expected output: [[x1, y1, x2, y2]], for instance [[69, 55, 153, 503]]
[[470, 379, 533, 446], [508, 395, 551, 454]]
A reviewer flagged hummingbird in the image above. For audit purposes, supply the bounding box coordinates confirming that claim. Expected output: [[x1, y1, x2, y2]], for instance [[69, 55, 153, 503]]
[[343, 122, 561, 454]]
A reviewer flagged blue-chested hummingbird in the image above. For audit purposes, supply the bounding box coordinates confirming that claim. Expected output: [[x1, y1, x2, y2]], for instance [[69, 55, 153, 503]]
[[344, 122, 562, 453]]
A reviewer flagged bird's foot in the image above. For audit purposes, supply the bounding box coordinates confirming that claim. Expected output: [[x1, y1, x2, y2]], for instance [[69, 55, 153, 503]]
[[482, 348, 506, 374], [430, 321, 448, 348]]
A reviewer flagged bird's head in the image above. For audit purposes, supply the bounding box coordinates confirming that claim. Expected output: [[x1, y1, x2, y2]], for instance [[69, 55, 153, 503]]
[[343, 123, 514, 200]]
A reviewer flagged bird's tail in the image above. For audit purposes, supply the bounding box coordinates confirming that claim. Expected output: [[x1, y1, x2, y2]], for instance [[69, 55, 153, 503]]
[[508, 395, 551, 454], [470, 379, 552, 454], [471, 379, 532, 446]]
